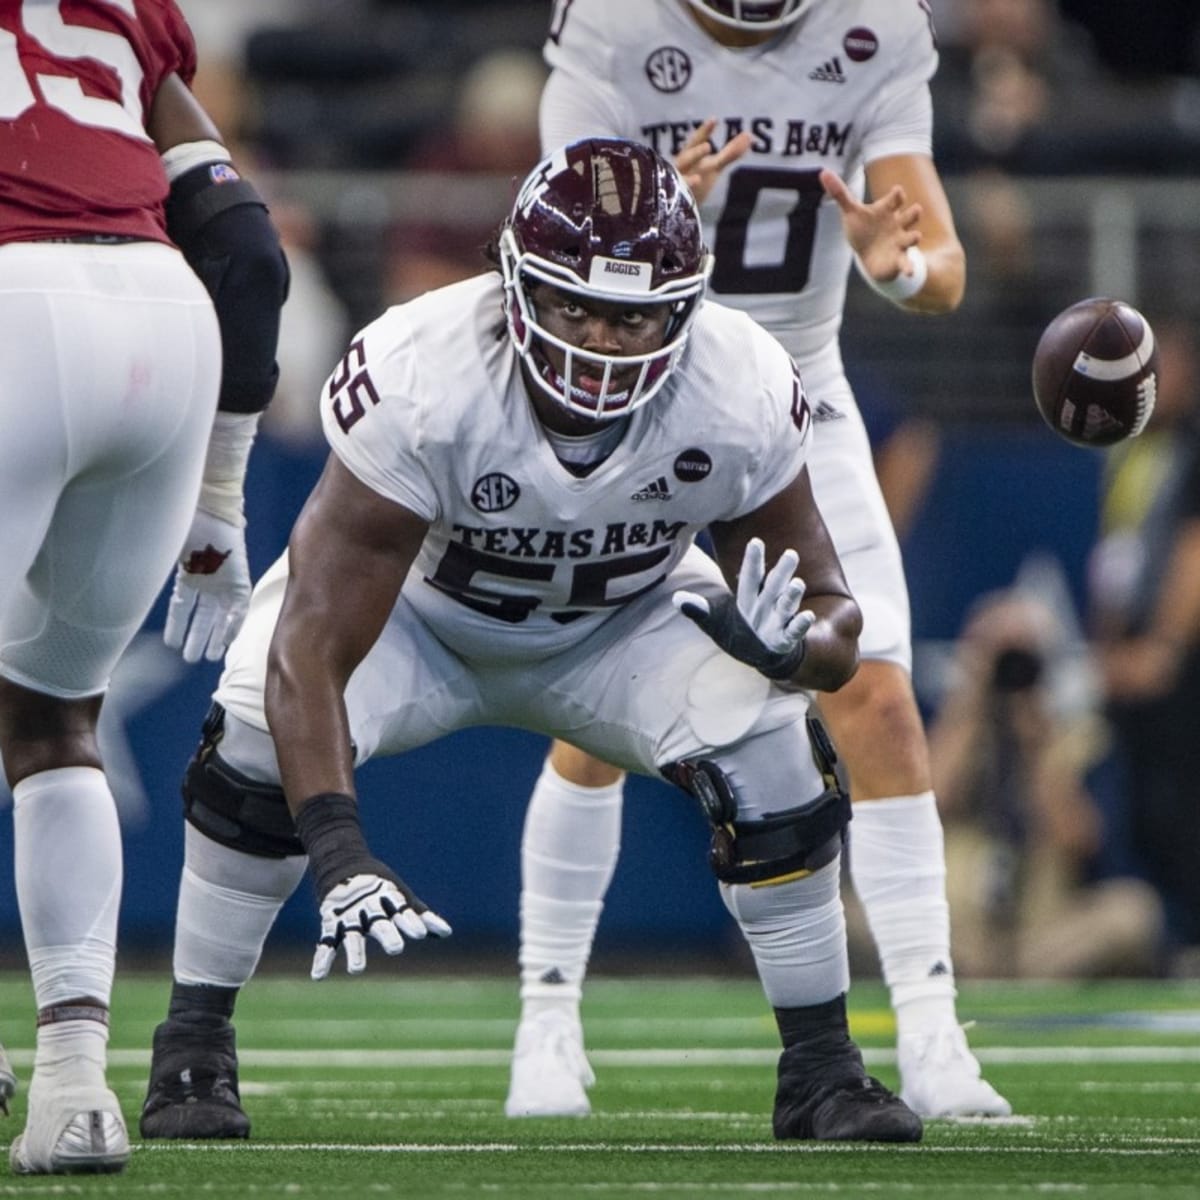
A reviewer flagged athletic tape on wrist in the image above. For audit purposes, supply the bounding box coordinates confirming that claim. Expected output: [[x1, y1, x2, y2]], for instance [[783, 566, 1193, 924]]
[[161, 138, 232, 184], [293, 793, 378, 897], [199, 411, 260, 527], [857, 245, 927, 305]]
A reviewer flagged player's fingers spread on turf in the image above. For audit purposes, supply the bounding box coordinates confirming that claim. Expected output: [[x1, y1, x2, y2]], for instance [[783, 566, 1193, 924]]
[[421, 910, 453, 938], [392, 904, 428, 940], [311, 942, 336, 981], [370, 917, 406, 956], [344, 929, 367, 974]]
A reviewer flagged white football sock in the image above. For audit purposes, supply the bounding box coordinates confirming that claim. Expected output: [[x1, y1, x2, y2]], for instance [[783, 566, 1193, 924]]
[[721, 859, 850, 1009], [173, 822, 306, 988], [32, 1015, 109, 1090], [517, 761, 623, 1011], [848, 792, 958, 1035], [13, 767, 121, 1009]]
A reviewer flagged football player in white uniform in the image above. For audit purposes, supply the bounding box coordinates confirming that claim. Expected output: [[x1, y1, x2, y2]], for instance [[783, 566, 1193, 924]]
[[139, 137, 923, 1144], [507, 0, 1011, 1121]]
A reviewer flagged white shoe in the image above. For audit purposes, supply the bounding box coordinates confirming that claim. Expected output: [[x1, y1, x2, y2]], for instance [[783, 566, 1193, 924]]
[[898, 1023, 1012, 1118], [505, 1010, 595, 1118], [0, 1045, 16, 1115], [10, 1079, 129, 1175]]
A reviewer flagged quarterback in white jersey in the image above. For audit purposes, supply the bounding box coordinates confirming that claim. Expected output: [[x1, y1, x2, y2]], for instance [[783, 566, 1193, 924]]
[[137, 138, 925, 1144], [509, 0, 1011, 1123]]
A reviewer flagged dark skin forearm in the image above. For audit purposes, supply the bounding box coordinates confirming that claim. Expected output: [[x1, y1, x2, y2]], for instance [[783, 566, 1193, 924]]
[[265, 456, 429, 815], [710, 466, 861, 692]]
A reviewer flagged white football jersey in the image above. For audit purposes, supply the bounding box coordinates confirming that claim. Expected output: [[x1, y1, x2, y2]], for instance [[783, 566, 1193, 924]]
[[542, 0, 938, 374], [319, 273, 812, 664]]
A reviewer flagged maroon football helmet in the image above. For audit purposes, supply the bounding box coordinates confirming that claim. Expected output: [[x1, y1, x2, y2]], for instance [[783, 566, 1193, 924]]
[[500, 137, 712, 420], [685, 0, 811, 31]]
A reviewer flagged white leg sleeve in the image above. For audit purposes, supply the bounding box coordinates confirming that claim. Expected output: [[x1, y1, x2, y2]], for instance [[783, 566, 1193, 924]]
[[13, 767, 121, 1008], [721, 859, 849, 1009], [517, 761, 623, 1004], [172, 823, 306, 988], [848, 793, 958, 1027]]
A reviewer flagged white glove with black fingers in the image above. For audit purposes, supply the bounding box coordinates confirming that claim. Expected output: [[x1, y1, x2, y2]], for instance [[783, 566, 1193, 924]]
[[311, 872, 453, 981], [295, 793, 452, 981], [673, 538, 816, 680], [164, 507, 251, 663]]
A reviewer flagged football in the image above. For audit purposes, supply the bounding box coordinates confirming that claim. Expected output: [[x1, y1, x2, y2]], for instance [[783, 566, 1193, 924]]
[[1031, 297, 1158, 447]]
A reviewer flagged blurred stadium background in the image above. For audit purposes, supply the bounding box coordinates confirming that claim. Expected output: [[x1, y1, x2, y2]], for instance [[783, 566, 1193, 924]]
[[1, 0, 1197, 973]]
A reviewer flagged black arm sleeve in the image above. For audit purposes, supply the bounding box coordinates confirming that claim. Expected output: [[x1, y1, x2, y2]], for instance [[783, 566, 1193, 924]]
[[165, 162, 291, 414]]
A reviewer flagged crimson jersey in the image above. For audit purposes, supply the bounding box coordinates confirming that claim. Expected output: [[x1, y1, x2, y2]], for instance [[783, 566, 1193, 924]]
[[0, 0, 196, 245]]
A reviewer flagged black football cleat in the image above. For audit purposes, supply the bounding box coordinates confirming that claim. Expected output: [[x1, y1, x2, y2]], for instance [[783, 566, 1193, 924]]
[[773, 1032, 923, 1143], [140, 1017, 250, 1140]]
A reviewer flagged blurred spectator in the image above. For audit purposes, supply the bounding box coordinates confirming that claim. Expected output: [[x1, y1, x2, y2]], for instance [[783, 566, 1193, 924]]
[[932, 0, 1199, 174], [932, 0, 1102, 171], [1089, 315, 1200, 965], [926, 590, 1163, 978], [384, 47, 546, 303]]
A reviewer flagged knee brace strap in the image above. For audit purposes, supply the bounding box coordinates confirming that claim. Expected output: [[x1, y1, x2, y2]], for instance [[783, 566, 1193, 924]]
[[713, 785, 850, 886], [665, 716, 851, 886], [182, 705, 303, 858]]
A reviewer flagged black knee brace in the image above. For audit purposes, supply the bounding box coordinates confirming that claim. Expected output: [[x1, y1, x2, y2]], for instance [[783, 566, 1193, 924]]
[[181, 704, 303, 858], [664, 716, 851, 886]]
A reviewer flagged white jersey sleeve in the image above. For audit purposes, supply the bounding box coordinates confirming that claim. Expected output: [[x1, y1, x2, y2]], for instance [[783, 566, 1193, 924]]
[[541, 0, 642, 149], [856, 7, 938, 165], [539, 67, 624, 153], [319, 307, 440, 522]]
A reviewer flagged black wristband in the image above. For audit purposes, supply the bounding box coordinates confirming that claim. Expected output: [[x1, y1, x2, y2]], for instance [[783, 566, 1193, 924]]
[[294, 793, 389, 898]]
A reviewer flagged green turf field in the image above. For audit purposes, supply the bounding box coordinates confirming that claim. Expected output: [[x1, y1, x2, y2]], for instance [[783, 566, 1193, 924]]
[[0, 971, 1197, 1197]]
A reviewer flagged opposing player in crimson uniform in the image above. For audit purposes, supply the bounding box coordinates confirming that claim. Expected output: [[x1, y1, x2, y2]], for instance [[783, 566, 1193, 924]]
[[0, 0, 286, 1175], [504, 0, 1011, 1120], [138, 137, 924, 1144]]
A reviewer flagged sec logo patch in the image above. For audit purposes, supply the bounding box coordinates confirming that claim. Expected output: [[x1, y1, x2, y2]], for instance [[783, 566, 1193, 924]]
[[645, 46, 692, 93], [471, 473, 520, 512]]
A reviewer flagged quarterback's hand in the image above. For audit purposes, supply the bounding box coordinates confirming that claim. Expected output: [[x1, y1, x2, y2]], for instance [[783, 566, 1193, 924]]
[[820, 167, 922, 285], [163, 508, 251, 663], [311, 872, 452, 981], [675, 118, 751, 204], [673, 538, 815, 681]]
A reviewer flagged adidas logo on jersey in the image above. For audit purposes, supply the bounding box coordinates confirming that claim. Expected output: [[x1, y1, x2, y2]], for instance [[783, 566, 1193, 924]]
[[808, 56, 847, 83], [631, 476, 672, 501], [811, 400, 845, 422]]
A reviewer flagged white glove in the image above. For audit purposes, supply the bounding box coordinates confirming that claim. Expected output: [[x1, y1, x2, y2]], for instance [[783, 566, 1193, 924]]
[[734, 537, 815, 653], [311, 873, 453, 981], [164, 508, 251, 663], [673, 538, 815, 679]]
